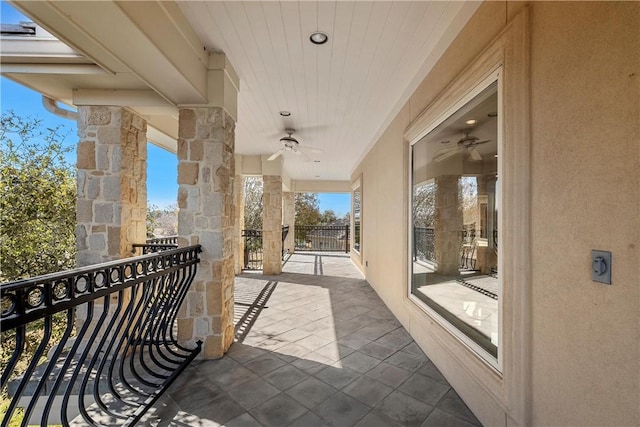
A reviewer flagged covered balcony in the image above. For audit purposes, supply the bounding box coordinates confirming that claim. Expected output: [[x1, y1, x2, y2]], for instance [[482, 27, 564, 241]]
[[1, 1, 638, 426]]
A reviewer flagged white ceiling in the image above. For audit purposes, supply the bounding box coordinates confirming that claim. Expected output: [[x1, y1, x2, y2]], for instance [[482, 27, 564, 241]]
[[2, 1, 480, 182], [179, 1, 479, 181]]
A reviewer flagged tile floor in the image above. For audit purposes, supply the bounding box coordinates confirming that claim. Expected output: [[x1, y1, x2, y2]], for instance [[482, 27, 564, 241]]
[[144, 253, 482, 427]]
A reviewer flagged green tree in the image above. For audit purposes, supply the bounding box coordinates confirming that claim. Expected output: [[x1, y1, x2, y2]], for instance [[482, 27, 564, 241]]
[[295, 193, 321, 226], [0, 111, 76, 281], [320, 209, 337, 224], [0, 112, 77, 423], [244, 176, 263, 230]]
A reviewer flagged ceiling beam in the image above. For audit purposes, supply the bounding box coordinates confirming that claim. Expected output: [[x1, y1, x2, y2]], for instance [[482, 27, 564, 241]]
[[10, 0, 209, 105], [72, 89, 176, 108]]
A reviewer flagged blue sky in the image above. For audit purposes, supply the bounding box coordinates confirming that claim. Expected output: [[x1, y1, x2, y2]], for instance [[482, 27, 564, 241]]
[[1, 0, 350, 215]]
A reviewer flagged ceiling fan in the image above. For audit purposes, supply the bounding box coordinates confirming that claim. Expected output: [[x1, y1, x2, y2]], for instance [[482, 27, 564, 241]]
[[433, 131, 491, 163], [267, 128, 322, 161]]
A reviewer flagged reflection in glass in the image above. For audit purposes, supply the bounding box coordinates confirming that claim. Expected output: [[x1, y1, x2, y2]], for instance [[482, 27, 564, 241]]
[[353, 186, 361, 252], [411, 82, 499, 358]]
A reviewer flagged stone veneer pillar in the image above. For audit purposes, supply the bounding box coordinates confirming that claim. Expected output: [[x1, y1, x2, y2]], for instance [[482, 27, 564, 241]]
[[262, 176, 283, 275], [76, 106, 147, 266], [434, 175, 463, 275], [282, 192, 295, 255], [176, 107, 235, 359], [234, 173, 245, 274]]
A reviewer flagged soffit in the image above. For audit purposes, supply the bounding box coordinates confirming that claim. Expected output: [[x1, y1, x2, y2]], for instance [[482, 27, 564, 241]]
[[2, 1, 479, 181], [179, 1, 480, 181]]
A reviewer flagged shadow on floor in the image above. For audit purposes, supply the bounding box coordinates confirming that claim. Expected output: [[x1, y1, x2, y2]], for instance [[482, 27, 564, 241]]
[[144, 253, 482, 427]]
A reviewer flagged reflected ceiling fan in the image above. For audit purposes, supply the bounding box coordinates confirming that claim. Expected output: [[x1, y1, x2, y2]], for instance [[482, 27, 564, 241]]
[[433, 131, 490, 163], [268, 128, 322, 161]]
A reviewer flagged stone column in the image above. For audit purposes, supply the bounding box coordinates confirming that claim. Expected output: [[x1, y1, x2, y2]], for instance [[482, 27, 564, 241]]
[[282, 191, 295, 255], [262, 176, 283, 274], [176, 107, 235, 359], [234, 170, 245, 274], [76, 106, 147, 266], [434, 175, 462, 275]]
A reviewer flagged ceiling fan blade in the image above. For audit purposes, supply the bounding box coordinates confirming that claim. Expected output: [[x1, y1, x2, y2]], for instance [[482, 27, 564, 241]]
[[433, 147, 462, 163], [468, 147, 483, 161], [267, 149, 284, 161], [475, 139, 491, 145], [298, 145, 323, 154]]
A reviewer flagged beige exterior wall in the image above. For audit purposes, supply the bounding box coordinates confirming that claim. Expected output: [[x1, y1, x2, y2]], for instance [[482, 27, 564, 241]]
[[351, 2, 639, 426]]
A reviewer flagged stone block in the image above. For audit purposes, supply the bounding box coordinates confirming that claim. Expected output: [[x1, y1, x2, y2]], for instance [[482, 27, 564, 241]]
[[187, 291, 204, 317], [178, 162, 199, 185], [177, 318, 193, 341], [179, 109, 196, 138], [178, 187, 188, 209], [77, 142, 96, 169], [94, 203, 113, 223], [76, 199, 93, 223], [131, 114, 145, 131], [88, 106, 112, 125], [75, 225, 88, 250], [203, 192, 223, 214], [107, 226, 121, 257], [206, 286, 223, 314], [91, 225, 106, 233], [196, 317, 210, 336], [86, 175, 100, 199], [178, 211, 194, 234], [89, 234, 106, 251], [203, 335, 224, 359], [97, 126, 121, 145], [96, 145, 110, 171], [189, 139, 204, 162], [102, 176, 121, 201], [177, 139, 188, 160], [200, 231, 223, 258]]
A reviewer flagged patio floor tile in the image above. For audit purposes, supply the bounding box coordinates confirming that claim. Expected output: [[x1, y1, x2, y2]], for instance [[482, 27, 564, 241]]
[[343, 376, 394, 407], [227, 377, 281, 410], [262, 364, 309, 391], [285, 377, 337, 408], [314, 365, 360, 389], [150, 252, 481, 426], [313, 392, 370, 426], [250, 394, 307, 426], [376, 390, 435, 427]]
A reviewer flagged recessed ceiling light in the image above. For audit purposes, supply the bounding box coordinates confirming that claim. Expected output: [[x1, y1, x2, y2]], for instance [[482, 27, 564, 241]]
[[310, 32, 329, 45], [465, 119, 477, 126], [279, 111, 291, 117]]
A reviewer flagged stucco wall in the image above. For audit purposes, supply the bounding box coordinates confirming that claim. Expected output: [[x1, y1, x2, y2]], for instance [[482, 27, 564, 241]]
[[529, 3, 639, 425], [351, 2, 639, 426]]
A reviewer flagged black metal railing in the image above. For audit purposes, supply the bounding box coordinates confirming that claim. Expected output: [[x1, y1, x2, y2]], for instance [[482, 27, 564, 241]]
[[242, 229, 263, 270], [294, 225, 350, 252], [413, 227, 435, 263], [0, 246, 202, 426], [242, 226, 290, 270], [132, 236, 179, 255]]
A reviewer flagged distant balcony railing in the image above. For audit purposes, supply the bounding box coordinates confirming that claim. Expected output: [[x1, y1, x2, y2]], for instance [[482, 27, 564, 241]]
[[294, 225, 350, 253], [242, 226, 289, 270], [132, 236, 179, 255], [413, 226, 435, 263], [0, 246, 202, 426]]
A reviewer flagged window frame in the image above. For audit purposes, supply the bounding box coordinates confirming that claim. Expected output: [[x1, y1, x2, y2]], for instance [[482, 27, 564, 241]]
[[408, 70, 503, 370], [351, 176, 362, 257]]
